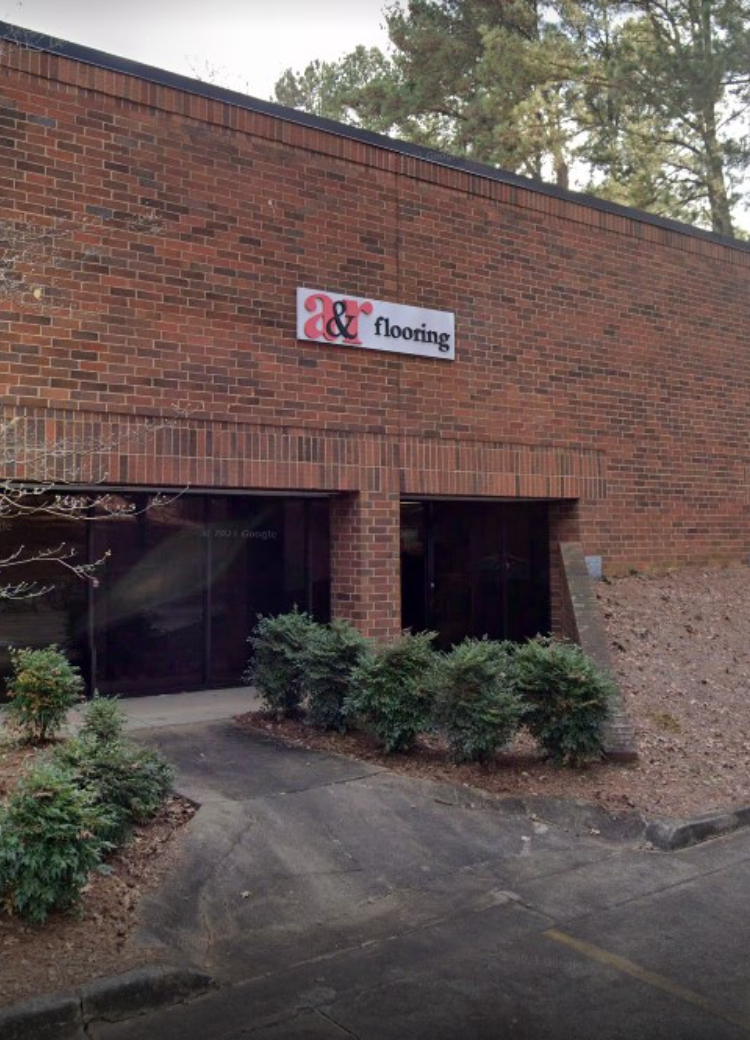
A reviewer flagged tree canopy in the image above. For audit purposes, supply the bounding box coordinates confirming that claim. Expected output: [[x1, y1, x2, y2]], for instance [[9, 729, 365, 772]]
[[273, 0, 750, 236]]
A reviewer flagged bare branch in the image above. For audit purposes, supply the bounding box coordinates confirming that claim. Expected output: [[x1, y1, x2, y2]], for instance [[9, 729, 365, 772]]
[[0, 410, 192, 599]]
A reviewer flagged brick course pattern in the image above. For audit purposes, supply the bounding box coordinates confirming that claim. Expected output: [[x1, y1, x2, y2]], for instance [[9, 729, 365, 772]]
[[1, 36, 750, 637]]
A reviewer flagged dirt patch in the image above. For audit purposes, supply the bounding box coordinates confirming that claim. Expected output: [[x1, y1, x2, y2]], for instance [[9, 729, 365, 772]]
[[0, 739, 195, 1009], [236, 563, 750, 824], [0, 743, 38, 800]]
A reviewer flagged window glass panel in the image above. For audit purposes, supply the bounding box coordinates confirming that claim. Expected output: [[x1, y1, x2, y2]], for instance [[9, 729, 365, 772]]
[[400, 502, 427, 633], [309, 499, 331, 622], [93, 496, 205, 694], [0, 492, 333, 698], [207, 497, 283, 686], [0, 509, 89, 696]]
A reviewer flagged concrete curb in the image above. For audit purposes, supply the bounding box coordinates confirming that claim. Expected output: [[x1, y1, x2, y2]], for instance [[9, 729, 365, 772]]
[[645, 806, 750, 851], [0, 964, 215, 1039], [435, 779, 750, 852], [506, 796, 750, 852]]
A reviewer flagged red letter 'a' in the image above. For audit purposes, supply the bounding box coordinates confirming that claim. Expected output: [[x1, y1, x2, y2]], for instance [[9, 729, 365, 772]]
[[303, 293, 331, 341]]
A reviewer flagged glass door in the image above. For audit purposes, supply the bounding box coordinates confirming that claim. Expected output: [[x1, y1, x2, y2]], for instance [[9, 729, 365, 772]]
[[400, 500, 550, 646], [207, 498, 289, 687]]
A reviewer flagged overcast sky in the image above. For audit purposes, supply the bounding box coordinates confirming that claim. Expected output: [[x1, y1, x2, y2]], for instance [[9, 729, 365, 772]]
[[1, 0, 390, 99]]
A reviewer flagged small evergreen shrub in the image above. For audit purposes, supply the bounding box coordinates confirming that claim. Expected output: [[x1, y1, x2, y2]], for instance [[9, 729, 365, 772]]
[[245, 609, 319, 718], [512, 637, 613, 766], [347, 631, 437, 753], [79, 693, 126, 744], [0, 762, 109, 923], [431, 639, 525, 764], [5, 645, 85, 744], [305, 620, 368, 732], [54, 736, 174, 844]]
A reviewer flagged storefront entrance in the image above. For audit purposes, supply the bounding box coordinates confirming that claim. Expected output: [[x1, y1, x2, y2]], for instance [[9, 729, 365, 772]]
[[400, 500, 550, 646], [0, 494, 330, 696]]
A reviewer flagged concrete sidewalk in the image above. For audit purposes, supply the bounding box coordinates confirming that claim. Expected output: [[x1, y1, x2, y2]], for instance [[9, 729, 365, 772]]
[[0, 686, 261, 737], [70, 686, 261, 732]]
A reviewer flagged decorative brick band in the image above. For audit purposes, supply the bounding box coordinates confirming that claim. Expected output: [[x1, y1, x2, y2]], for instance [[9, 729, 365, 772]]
[[559, 541, 637, 761], [400, 437, 605, 501], [0, 406, 606, 503]]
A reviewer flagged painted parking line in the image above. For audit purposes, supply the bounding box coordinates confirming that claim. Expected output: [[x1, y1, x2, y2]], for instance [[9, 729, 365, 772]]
[[544, 928, 750, 1035]]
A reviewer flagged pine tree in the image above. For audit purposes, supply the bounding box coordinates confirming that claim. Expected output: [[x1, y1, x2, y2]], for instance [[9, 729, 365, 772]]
[[273, 0, 750, 235]]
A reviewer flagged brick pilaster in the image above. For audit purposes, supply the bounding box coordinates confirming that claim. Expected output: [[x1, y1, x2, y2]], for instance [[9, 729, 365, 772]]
[[329, 488, 402, 641]]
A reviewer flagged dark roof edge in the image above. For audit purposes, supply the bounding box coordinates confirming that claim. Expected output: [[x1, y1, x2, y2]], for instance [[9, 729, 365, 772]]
[[3, 19, 749, 256]]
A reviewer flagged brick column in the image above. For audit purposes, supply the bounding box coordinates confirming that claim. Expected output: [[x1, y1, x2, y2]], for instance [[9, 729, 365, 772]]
[[329, 489, 402, 641]]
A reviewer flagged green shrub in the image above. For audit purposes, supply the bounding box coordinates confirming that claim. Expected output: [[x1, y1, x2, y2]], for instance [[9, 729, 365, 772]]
[[347, 631, 437, 753], [305, 620, 368, 732], [5, 645, 85, 744], [79, 693, 126, 744], [244, 609, 319, 718], [431, 639, 525, 764], [0, 762, 109, 923], [512, 637, 613, 766], [54, 737, 174, 844]]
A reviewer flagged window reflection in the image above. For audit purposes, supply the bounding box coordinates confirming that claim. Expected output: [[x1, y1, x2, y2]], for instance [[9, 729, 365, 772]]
[[0, 494, 331, 698], [0, 509, 89, 685]]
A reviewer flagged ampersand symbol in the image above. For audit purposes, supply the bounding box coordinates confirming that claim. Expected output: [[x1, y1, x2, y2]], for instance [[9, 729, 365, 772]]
[[325, 299, 357, 341]]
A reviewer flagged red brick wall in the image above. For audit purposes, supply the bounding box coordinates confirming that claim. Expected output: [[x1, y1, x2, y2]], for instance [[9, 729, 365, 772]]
[[2, 39, 750, 637]]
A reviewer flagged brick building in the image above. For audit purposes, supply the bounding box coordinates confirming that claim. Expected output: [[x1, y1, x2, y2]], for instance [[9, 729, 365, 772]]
[[1, 24, 749, 696]]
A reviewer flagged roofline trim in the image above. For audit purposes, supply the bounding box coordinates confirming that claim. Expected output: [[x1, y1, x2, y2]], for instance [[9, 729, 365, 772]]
[[2, 19, 749, 255]]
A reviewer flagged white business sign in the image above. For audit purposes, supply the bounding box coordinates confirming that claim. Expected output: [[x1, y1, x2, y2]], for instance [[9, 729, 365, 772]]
[[297, 287, 455, 361]]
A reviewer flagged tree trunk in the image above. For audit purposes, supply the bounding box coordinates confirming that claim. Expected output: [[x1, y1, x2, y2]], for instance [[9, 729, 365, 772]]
[[698, 0, 734, 236]]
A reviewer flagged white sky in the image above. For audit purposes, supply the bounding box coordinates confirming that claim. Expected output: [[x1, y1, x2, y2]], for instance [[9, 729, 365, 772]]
[[1, 0, 390, 99]]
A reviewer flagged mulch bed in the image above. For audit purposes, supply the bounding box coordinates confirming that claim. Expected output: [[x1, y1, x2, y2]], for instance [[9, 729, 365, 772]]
[[237, 562, 750, 826], [237, 565, 750, 824], [235, 712, 644, 815]]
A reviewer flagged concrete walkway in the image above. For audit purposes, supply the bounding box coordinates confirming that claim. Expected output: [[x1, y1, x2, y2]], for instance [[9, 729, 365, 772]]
[[0, 686, 261, 737], [89, 718, 750, 1040], [70, 686, 261, 732]]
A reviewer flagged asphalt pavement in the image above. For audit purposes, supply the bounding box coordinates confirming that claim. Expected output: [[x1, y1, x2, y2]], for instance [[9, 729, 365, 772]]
[[89, 718, 750, 1040]]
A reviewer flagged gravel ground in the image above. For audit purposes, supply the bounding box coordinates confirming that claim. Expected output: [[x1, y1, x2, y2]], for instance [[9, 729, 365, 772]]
[[596, 562, 750, 818], [241, 563, 750, 824]]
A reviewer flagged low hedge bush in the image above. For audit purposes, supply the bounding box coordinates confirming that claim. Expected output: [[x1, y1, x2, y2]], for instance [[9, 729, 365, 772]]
[[80, 693, 126, 744], [305, 619, 368, 732], [0, 692, 174, 924], [347, 631, 437, 753], [0, 762, 109, 923], [54, 737, 174, 844], [245, 608, 318, 718], [54, 697, 174, 844], [5, 645, 85, 744], [431, 639, 525, 764], [242, 613, 614, 770], [513, 636, 613, 766]]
